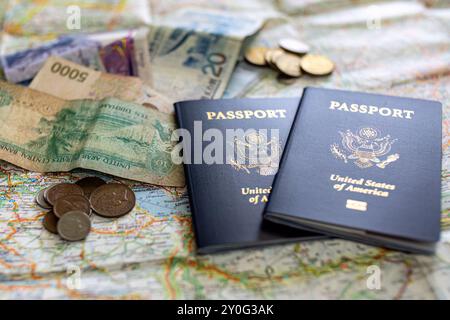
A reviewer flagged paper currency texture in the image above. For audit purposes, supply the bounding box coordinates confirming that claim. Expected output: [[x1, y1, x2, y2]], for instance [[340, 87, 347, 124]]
[[0, 81, 184, 186]]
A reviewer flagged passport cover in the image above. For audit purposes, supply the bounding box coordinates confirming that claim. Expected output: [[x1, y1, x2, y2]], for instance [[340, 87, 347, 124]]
[[175, 98, 323, 254], [265, 87, 442, 254]]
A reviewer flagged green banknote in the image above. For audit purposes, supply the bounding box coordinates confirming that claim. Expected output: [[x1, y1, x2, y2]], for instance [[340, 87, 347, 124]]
[[0, 81, 184, 187]]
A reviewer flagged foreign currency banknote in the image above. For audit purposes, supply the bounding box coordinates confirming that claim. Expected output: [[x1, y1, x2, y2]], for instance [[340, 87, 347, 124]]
[[30, 56, 173, 114], [0, 37, 104, 83], [148, 8, 267, 100], [0, 81, 184, 187], [94, 28, 153, 85], [100, 36, 136, 76]]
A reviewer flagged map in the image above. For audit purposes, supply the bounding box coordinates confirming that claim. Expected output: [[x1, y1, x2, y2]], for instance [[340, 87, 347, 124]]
[[1, 0, 450, 299], [2, 0, 152, 36]]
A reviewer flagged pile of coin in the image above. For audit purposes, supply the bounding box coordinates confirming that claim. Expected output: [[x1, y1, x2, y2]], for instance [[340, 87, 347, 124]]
[[244, 38, 334, 78], [36, 176, 136, 241]]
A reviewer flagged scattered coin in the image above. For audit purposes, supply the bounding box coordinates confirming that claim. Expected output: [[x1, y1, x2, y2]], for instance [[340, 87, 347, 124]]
[[269, 48, 286, 64], [264, 48, 284, 70], [300, 54, 334, 76], [244, 47, 268, 66], [43, 211, 59, 234], [53, 194, 91, 218], [57, 210, 91, 241], [275, 53, 303, 78], [245, 40, 334, 80], [45, 183, 84, 206], [279, 38, 310, 55], [37, 177, 135, 241], [75, 176, 106, 197], [90, 183, 136, 218], [35, 188, 52, 209]]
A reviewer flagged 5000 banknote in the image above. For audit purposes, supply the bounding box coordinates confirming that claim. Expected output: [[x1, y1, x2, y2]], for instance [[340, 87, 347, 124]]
[[0, 81, 184, 187], [30, 56, 173, 114]]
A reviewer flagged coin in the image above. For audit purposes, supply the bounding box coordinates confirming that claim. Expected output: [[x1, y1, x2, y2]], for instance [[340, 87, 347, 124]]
[[75, 176, 106, 197], [35, 188, 52, 209], [43, 183, 58, 203], [45, 183, 84, 206], [300, 54, 334, 76], [43, 211, 59, 234], [275, 53, 303, 78], [278, 38, 310, 55], [53, 194, 91, 218], [244, 47, 268, 66], [90, 183, 136, 218], [57, 210, 91, 241], [264, 48, 284, 70]]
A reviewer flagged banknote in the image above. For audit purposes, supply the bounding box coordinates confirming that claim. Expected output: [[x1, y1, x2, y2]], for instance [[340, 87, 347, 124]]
[[148, 9, 267, 100], [97, 28, 153, 85], [0, 37, 104, 83], [100, 36, 136, 76], [30, 56, 173, 113], [0, 81, 184, 187]]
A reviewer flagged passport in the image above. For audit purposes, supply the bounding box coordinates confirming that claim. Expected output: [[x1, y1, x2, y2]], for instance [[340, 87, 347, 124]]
[[265, 87, 442, 254], [174, 98, 323, 254]]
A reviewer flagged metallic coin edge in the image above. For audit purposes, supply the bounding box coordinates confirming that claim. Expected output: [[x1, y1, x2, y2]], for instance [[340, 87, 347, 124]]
[[46, 183, 83, 205], [278, 38, 310, 55], [244, 47, 268, 66], [90, 184, 136, 218], [275, 55, 302, 77], [53, 194, 91, 218], [300, 54, 334, 76], [43, 211, 59, 234], [57, 210, 91, 241], [35, 188, 52, 209]]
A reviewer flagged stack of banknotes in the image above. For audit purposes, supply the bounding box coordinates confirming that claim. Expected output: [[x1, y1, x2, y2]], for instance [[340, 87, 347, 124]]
[[0, 5, 270, 187]]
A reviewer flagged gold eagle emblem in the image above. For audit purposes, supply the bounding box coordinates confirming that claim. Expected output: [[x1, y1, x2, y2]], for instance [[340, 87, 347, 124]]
[[228, 131, 281, 176], [330, 127, 399, 169]]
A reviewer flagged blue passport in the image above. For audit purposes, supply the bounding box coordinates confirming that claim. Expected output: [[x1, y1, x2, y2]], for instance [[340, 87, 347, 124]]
[[265, 87, 442, 254], [175, 98, 323, 254]]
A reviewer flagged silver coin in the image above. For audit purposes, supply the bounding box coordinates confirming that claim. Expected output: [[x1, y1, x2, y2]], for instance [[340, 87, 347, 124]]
[[35, 188, 52, 209], [57, 210, 91, 241], [279, 38, 310, 55]]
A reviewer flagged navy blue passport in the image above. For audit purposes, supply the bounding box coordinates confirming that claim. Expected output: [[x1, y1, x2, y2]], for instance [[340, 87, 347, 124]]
[[265, 87, 442, 254], [175, 98, 323, 254]]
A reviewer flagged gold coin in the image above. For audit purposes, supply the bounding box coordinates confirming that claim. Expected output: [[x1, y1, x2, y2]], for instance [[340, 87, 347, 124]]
[[264, 48, 284, 70], [300, 54, 334, 76], [244, 47, 268, 66], [275, 53, 303, 78]]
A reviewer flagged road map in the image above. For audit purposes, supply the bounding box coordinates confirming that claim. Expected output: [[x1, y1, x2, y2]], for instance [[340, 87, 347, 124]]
[[1, 0, 450, 299]]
